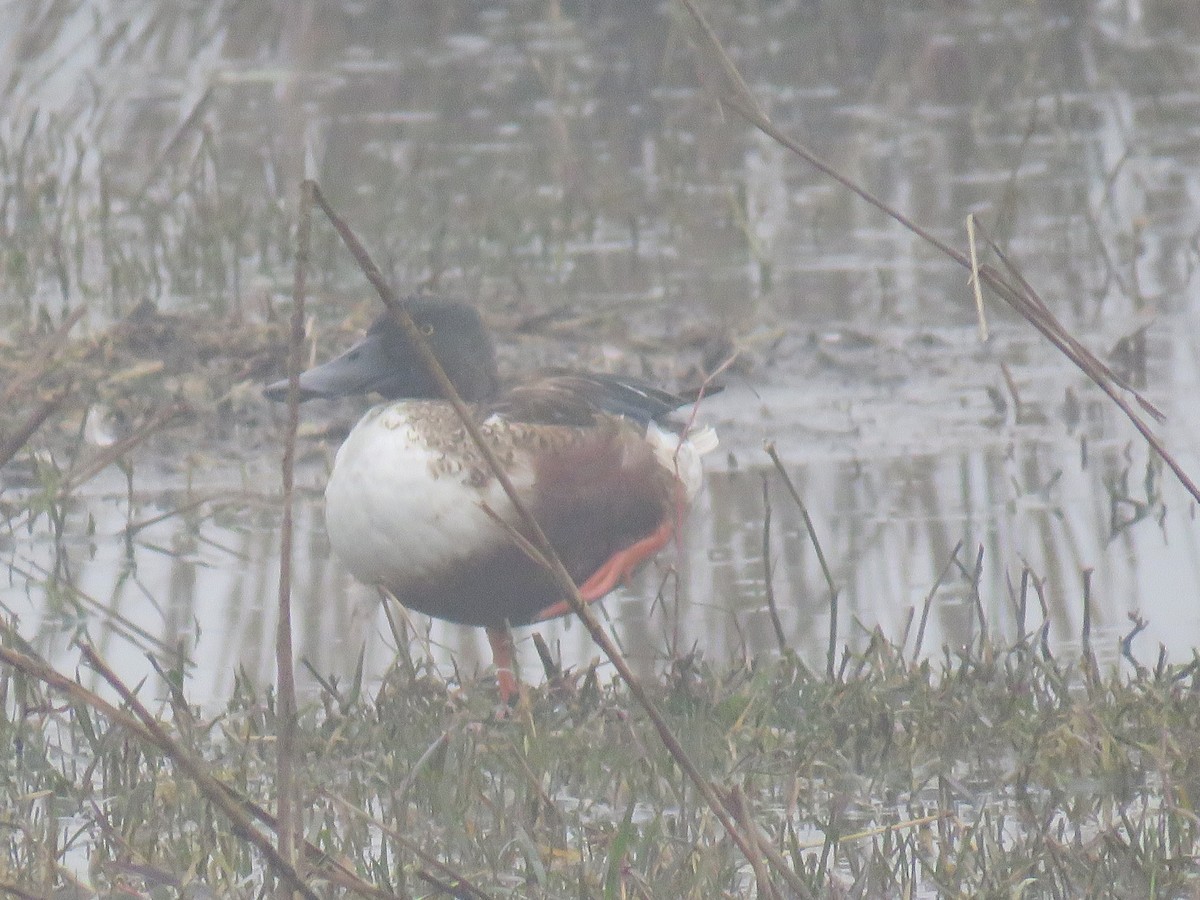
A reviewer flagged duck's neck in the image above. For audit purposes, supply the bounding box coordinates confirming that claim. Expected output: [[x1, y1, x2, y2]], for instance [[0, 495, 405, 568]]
[[443, 358, 499, 404]]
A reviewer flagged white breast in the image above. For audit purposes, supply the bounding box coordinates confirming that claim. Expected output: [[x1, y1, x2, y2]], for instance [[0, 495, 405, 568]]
[[323, 403, 526, 592], [324, 401, 719, 599]]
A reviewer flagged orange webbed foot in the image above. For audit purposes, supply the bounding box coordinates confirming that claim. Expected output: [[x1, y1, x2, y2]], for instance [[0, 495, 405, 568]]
[[533, 519, 676, 623]]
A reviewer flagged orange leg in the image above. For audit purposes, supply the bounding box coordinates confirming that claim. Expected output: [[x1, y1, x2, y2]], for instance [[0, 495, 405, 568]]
[[487, 625, 518, 704], [533, 518, 676, 623]]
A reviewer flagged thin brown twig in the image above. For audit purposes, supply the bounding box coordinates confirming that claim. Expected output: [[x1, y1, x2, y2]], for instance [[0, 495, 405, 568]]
[[478, 501, 555, 573], [76, 643, 321, 900], [968, 544, 987, 648], [716, 785, 818, 900], [532, 632, 562, 682], [760, 476, 787, 654], [0, 879, 45, 899], [323, 791, 495, 900], [135, 84, 216, 203], [307, 182, 802, 896], [1081, 567, 1098, 691], [975, 226, 1198, 507], [124, 489, 269, 537], [59, 403, 189, 497], [6, 558, 182, 660], [674, 351, 739, 602], [728, 784, 783, 900], [0, 637, 391, 898], [763, 442, 838, 680], [1, 306, 85, 407], [1016, 566, 1030, 636], [0, 383, 71, 468], [762, 444, 837, 602], [273, 177, 313, 885], [913, 541, 964, 663], [678, 350, 738, 444], [678, 0, 1199, 512], [0, 638, 320, 899], [974, 220, 1156, 417]]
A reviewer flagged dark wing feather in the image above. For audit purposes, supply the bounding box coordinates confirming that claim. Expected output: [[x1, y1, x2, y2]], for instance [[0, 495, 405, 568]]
[[488, 372, 695, 427]]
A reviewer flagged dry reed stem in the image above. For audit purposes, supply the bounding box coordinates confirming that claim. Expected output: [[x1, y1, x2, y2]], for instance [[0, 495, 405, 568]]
[[531, 631, 562, 682], [729, 784, 784, 900], [715, 785, 818, 900], [123, 488, 263, 537], [393, 731, 453, 803], [6, 558, 180, 659], [675, 0, 1199, 509], [272, 177, 314, 891], [135, 84, 215, 202], [77, 643, 322, 900], [1, 306, 85, 407], [0, 879, 43, 899], [763, 441, 839, 680], [966, 213, 988, 342], [0, 633, 393, 897], [967, 544, 987, 648], [760, 475, 787, 654], [0, 638, 325, 899], [322, 792, 494, 900], [0, 383, 71, 468], [306, 182, 805, 896], [913, 540, 964, 663], [59, 402, 188, 497]]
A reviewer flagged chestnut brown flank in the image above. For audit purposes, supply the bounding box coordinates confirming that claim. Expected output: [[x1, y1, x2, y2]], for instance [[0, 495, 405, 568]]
[[396, 421, 674, 627]]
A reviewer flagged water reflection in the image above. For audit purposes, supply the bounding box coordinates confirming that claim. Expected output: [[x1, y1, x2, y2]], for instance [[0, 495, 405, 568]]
[[3, 1, 1200, 703], [7, 337, 1196, 707]]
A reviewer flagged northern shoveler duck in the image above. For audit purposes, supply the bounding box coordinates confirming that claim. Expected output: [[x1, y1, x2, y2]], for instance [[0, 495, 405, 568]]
[[266, 297, 718, 700]]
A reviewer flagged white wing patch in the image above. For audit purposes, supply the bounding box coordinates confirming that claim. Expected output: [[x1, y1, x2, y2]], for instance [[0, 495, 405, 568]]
[[646, 421, 719, 500]]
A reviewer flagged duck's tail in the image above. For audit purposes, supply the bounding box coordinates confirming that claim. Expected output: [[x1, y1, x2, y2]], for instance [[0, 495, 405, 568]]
[[647, 421, 719, 500]]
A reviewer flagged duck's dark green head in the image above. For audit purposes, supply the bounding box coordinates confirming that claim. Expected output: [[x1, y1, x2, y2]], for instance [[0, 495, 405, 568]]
[[265, 298, 499, 404]]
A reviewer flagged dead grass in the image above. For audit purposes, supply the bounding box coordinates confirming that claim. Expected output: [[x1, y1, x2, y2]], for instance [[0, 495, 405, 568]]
[[3, 620, 1199, 898]]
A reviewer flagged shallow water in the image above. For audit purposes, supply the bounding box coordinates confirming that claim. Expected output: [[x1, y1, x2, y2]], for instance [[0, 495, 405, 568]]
[[3, 0, 1200, 705]]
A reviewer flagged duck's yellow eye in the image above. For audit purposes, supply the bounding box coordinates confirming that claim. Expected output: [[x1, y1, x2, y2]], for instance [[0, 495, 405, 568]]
[[421, 323, 435, 336]]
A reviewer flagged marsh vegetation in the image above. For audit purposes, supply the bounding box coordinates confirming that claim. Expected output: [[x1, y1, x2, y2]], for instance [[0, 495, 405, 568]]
[[3, 0, 1200, 895]]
